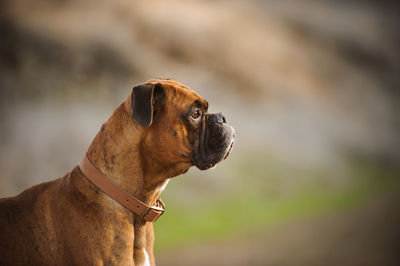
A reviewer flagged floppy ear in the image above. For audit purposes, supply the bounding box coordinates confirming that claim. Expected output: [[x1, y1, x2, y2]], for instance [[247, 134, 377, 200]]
[[131, 83, 164, 127]]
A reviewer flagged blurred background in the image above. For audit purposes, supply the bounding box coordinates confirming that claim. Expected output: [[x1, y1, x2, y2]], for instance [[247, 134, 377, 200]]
[[1, 0, 400, 265]]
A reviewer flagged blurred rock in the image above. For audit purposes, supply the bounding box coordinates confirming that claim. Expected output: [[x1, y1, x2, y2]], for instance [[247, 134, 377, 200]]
[[0, 0, 399, 195]]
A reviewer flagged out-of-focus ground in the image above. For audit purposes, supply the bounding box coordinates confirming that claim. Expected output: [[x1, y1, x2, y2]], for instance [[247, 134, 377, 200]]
[[1, 0, 399, 265], [157, 192, 400, 266]]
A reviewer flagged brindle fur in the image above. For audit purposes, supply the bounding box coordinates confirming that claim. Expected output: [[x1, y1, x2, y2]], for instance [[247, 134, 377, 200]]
[[0, 78, 234, 265]]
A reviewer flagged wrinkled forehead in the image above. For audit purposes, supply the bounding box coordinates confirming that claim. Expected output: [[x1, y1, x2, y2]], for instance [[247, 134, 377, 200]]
[[146, 78, 208, 110]]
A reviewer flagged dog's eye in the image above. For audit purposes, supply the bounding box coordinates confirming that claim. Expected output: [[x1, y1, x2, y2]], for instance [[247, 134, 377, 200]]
[[190, 110, 201, 120]]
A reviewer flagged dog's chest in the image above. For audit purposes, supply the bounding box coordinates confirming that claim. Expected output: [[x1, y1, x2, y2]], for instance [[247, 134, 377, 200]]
[[132, 220, 153, 266]]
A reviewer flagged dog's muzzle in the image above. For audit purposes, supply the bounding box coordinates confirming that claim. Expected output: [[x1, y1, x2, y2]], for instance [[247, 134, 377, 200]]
[[194, 112, 235, 170]]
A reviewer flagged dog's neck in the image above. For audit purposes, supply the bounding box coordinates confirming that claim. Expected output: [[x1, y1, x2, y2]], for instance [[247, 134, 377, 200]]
[[84, 99, 182, 206]]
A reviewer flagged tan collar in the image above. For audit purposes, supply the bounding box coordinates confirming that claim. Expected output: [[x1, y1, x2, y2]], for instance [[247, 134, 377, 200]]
[[78, 155, 165, 222]]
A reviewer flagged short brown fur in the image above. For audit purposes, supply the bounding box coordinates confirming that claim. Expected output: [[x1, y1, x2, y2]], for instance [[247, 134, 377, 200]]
[[0, 79, 208, 265]]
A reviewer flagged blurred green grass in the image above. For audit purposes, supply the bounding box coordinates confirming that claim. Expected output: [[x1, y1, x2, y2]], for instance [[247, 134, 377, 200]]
[[154, 155, 400, 251]]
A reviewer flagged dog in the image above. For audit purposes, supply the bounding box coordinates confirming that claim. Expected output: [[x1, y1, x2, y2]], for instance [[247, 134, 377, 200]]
[[0, 78, 235, 265]]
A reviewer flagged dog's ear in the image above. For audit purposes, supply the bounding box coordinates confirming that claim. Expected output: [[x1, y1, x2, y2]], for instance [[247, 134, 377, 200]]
[[131, 83, 164, 127]]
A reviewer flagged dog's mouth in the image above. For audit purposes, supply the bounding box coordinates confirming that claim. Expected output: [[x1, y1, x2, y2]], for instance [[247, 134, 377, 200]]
[[223, 131, 235, 160], [206, 129, 235, 170], [193, 113, 235, 170]]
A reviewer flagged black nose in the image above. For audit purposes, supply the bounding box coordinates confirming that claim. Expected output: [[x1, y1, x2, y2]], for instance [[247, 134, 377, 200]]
[[213, 113, 226, 124]]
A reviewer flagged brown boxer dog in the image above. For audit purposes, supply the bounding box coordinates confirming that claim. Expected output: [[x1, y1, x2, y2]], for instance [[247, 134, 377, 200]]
[[0, 78, 235, 265]]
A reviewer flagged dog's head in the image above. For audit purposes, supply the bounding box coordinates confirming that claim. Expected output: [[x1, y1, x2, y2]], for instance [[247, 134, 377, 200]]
[[131, 78, 235, 173]]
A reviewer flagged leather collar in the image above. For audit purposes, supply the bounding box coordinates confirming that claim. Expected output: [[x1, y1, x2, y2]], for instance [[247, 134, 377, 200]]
[[78, 155, 165, 222]]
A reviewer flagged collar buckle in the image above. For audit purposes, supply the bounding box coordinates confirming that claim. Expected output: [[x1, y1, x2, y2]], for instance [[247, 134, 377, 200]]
[[141, 199, 165, 222]]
